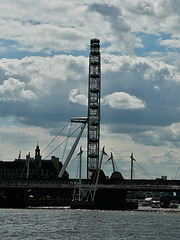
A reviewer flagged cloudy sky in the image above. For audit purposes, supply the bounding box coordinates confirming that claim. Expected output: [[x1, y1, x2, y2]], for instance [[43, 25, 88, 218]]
[[1, 0, 180, 179]]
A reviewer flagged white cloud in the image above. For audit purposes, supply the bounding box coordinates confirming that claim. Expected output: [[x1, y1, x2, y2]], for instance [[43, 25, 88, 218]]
[[102, 92, 145, 109], [0, 1, 91, 52], [0, 1, 142, 54], [131, 122, 180, 148], [69, 89, 87, 106], [0, 123, 56, 160], [0, 55, 88, 94], [0, 54, 179, 128], [102, 54, 179, 83], [160, 38, 180, 49], [0, 55, 89, 127], [0, 78, 37, 102], [1, 0, 180, 55]]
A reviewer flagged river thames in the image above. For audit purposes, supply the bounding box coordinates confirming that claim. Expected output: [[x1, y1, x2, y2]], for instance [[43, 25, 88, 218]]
[[0, 207, 179, 240]]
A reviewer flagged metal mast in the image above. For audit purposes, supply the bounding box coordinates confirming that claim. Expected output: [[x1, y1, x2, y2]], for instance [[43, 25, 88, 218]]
[[87, 38, 101, 178]]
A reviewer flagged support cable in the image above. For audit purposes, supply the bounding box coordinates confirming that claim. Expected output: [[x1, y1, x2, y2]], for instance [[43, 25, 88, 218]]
[[41, 121, 71, 154], [61, 122, 72, 162], [65, 154, 79, 179], [134, 161, 152, 179], [44, 124, 84, 160], [174, 166, 180, 180]]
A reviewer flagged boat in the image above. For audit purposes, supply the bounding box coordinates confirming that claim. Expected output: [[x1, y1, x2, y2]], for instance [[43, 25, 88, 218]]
[[151, 199, 161, 208], [169, 200, 179, 208], [142, 197, 153, 206]]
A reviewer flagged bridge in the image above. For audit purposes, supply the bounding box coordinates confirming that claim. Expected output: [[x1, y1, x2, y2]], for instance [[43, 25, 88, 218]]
[[0, 179, 180, 192]]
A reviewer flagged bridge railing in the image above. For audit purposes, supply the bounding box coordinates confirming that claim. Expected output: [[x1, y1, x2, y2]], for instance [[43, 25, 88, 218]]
[[0, 179, 180, 190]]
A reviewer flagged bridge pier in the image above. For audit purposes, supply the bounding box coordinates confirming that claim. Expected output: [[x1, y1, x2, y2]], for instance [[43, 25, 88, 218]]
[[26, 188, 73, 207], [95, 189, 127, 210], [94, 189, 138, 210], [1, 189, 27, 208]]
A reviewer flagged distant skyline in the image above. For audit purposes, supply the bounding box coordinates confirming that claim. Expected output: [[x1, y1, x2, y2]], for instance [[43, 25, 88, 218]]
[[0, 0, 180, 179]]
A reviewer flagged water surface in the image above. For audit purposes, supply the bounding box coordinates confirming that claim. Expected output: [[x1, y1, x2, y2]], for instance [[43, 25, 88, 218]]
[[0, 207, 179, 240]]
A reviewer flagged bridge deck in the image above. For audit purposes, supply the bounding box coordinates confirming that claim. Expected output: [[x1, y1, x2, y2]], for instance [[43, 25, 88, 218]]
[[0, 179, 180, 192]]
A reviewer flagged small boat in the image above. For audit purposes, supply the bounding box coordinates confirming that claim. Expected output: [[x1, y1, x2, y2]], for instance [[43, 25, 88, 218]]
[[142, 197, 153, 206], [151, 200, 161, 208], [169, 200, 179, 208]]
